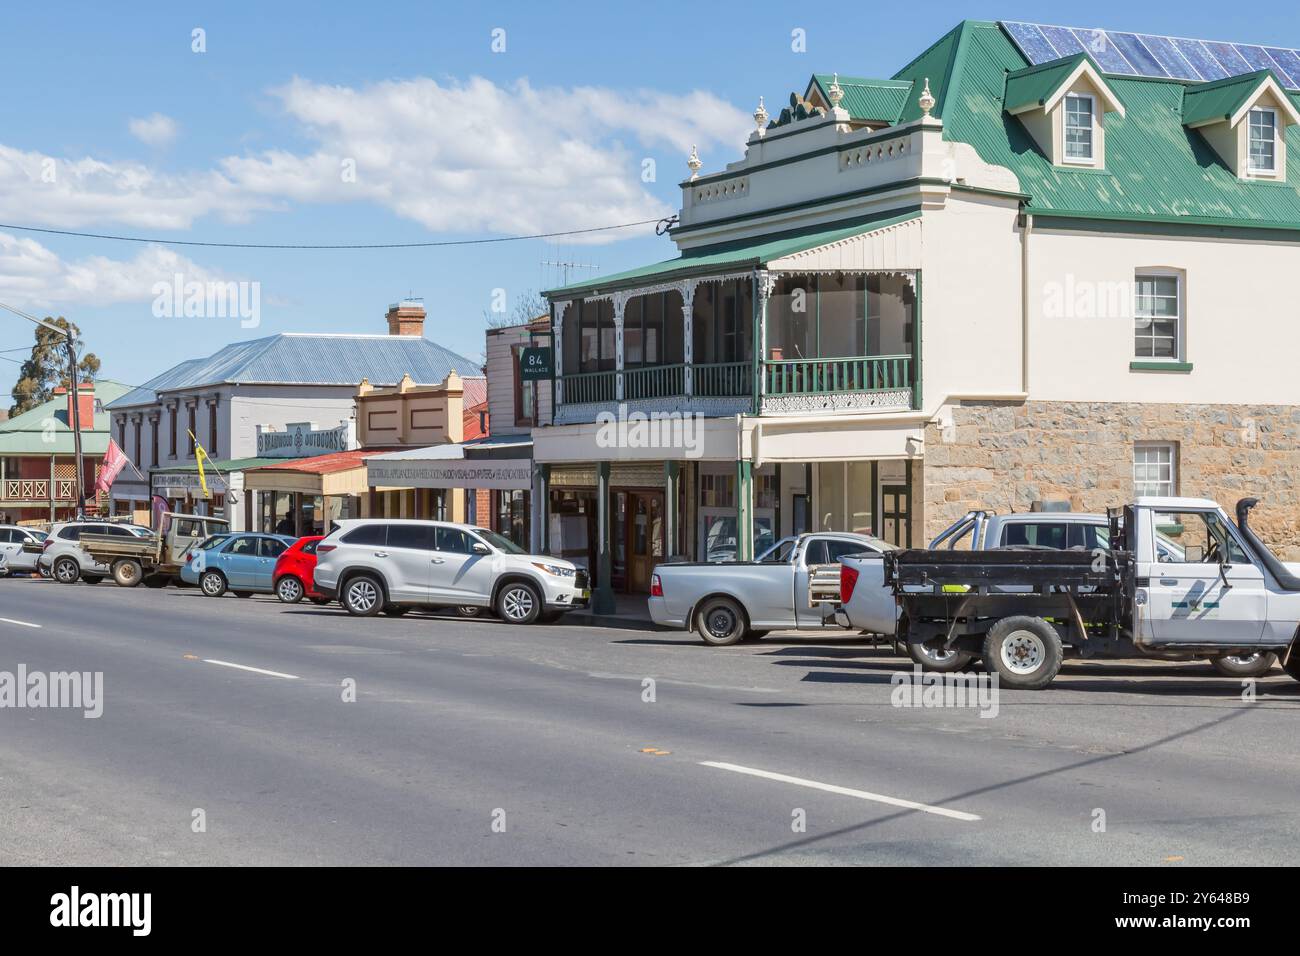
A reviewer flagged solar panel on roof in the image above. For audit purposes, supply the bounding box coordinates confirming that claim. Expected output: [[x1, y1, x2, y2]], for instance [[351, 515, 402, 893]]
[[1002, 21, 1300, 90]]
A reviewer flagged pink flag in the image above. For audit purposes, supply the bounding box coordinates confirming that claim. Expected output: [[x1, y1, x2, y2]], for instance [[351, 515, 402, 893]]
[[95, 439, 129, 495]]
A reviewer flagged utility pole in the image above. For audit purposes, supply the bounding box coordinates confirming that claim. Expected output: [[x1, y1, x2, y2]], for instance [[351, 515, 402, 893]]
[[0, 301, 86, 516]]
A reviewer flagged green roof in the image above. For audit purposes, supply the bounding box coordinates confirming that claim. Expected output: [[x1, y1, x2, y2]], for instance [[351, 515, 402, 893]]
[[892, 21, 1300, 231], [153, 457, 281, 474], [0, 379, 130, 455], [1003, 53, 1094, 113], [809, 74, 913, 124], [545, 208, 920, 297], [1181, 70, 1275, 127]]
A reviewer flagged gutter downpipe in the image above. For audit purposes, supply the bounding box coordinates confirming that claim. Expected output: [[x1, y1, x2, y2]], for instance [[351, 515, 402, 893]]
[[1021, 209, 1032, 395]]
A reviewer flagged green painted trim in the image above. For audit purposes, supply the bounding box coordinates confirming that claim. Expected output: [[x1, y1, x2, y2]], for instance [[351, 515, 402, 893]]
[[736, 459, 754, 561], [1033, 214, 1300, 242], [1130, 361, 1193, 372]]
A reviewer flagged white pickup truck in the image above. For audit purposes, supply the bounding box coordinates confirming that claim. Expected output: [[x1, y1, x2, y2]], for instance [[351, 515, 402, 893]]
[[837, 510, 1200, 667], [882, 497, 1300, 690], [647, 532, 893, 645]]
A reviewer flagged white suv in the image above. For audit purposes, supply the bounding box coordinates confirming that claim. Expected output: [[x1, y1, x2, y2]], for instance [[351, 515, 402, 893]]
[[313, 519, 590, 624]]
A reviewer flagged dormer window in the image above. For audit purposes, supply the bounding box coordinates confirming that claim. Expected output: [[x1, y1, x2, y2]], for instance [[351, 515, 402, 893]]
[[1182, 71, 1297, 181], [1064, 93, 1095, 162], [1248, 107, 1277, 173], [1003, 54, 1123, 170]]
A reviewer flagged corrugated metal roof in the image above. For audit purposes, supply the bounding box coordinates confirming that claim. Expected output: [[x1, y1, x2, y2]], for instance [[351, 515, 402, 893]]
[[546, 209, 921, 297], [809, 74, 913, 123], [108, 334, 483, 410], [1181, 70, 1273, 125], [0, 379, 131, 455], [892, 21, 1300, 230], [1003, 54, 1091, 112]]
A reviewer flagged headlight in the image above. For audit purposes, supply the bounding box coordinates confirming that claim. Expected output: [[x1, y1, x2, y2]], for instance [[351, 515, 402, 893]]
[[532, 562, 575, 578]]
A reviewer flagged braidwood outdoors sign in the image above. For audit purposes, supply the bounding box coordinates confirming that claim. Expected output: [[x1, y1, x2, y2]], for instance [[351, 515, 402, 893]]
[[367, 458, 532, 491], [256, 421, 354, 458]]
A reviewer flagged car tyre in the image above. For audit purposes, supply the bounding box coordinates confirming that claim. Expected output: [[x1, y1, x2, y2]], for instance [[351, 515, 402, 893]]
[[695, 597, 747, 647], [37, 564, 52, 579], [1209, 651, 1277, 678], [496, 580, 542, 625], [112, 558, 144, 588], [199, 570, 227, 598], [342, 574, 384, 617], [275, 576, 304, 604], [982, 616, 1063, 690], [908, 638, 975, 672], [53, 557, 81, 584]]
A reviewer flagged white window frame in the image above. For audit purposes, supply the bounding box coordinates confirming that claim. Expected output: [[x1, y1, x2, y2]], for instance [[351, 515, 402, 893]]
[[1248, 106, 1277, 174], [1063, 92, 1096, 164], [1133, 270, 1183, 361], [1134, 442, 1177, 498]]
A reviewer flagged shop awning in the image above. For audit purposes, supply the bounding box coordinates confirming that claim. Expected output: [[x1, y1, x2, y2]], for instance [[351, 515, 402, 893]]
[[243, 449, 383, 496], [151, 457, 280, 495], [366, 435, 533, 491]]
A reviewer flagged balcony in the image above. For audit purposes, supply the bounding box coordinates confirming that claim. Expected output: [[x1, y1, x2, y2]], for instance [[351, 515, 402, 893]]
[[1, 478, 77, 503]]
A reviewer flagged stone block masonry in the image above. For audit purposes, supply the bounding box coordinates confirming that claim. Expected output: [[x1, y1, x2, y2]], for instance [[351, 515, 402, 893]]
[[923, 401, 1300, 559]]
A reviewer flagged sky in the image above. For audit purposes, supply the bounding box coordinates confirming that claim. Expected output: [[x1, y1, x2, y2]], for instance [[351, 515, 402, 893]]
[[3, 0, 1299, 395]]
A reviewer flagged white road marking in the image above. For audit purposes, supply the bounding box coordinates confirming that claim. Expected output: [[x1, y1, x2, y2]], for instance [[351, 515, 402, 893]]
[[0, 616, 42, 629], [201, 659, 299, 680], [699, 761, 981, 821]]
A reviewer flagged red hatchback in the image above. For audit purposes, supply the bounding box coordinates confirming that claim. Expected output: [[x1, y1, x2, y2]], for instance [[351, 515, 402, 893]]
[[272, 536, 330, 604]]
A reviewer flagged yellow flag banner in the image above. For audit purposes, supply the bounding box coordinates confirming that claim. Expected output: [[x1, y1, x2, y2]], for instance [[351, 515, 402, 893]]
[[188, 430, 211, 499]]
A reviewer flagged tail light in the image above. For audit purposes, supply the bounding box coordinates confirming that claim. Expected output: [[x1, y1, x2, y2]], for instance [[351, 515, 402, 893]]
[[840, 564, 859, 603], [316, 543, 336, 554], [649, 573, 663, 598], [42, 539, 53, 550]]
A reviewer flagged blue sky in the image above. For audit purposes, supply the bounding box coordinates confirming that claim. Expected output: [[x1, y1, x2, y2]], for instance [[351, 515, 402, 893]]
[[2, 0, 1298, 393]]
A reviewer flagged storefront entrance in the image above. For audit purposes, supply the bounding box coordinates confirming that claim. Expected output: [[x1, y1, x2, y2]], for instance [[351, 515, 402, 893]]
[[623, 490, 664, 593]]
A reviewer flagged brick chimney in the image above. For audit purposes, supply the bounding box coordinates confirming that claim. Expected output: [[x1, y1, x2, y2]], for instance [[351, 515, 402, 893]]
[[386, 298, 426, 337], [53, 382, 96, 432]]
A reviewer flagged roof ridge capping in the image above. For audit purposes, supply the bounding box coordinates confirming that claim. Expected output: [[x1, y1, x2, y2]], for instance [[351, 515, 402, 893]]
[[1004, 51, 1126, 117]]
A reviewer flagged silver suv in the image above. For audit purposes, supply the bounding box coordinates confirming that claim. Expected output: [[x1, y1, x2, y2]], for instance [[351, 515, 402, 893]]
[[41, 520, 152, 584], [313, 519, 589, 624], [0, 525, 49, 576]]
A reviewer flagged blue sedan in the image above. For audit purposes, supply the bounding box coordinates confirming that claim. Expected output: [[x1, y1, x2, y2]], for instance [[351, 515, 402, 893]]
[[182, 532, 297, 598]]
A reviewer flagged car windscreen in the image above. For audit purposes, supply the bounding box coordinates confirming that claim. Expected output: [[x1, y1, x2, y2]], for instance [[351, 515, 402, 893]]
[[473, 529, 527, 555]]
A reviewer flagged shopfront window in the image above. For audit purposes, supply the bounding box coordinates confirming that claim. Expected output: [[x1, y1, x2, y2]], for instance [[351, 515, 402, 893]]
[[493, 489, 529, 549], [816, 461, 874, 534]]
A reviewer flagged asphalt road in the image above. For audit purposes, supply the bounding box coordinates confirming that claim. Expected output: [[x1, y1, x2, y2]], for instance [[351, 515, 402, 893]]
[[1, 575, 1297, 866]]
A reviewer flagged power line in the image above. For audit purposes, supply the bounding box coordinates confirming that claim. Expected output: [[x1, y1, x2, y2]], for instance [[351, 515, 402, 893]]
[[0, 217, 667, 250]]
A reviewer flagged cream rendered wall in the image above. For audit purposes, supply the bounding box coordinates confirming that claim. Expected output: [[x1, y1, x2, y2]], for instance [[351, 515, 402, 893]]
[[917, 195, 1025, 410], [1028, 228, 1300, 404]]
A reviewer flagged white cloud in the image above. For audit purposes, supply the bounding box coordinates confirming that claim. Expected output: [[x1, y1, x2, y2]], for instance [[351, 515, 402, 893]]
[[216, 76, 751, 238], [0, 145, 279, 230], [128, 113, 179, 147], [0, 76, 751, 243], [0, 231, 235, 308]]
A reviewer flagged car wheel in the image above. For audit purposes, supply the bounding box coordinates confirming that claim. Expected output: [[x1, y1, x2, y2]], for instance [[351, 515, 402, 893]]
[[53, 557, 81, 584], [1209, 651, 1277, 678], [982, 616, 1063, 690], [37, 564, 52, 579], [456, 606, 487, 618], [200, 570, 227, 598], [276, 576, 304, 604], [112, 558, 144, 588], [342, 574, 384, 617], [496, 581, 542, 625], [908, 638, 975, 672], [695, 597, 747, 646]]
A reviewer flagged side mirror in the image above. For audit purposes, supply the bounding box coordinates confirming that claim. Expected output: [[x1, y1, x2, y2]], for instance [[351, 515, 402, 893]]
[[1183, 544, 1204, 563], [472, 542, 491, 555]]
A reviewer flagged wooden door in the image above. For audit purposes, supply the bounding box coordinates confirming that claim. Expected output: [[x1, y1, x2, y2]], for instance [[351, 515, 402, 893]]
[[625, 491, 664, 593]]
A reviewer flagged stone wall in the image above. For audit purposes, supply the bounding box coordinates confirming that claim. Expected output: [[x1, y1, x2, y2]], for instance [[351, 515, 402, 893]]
[[922, 400, 1300, 558]]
